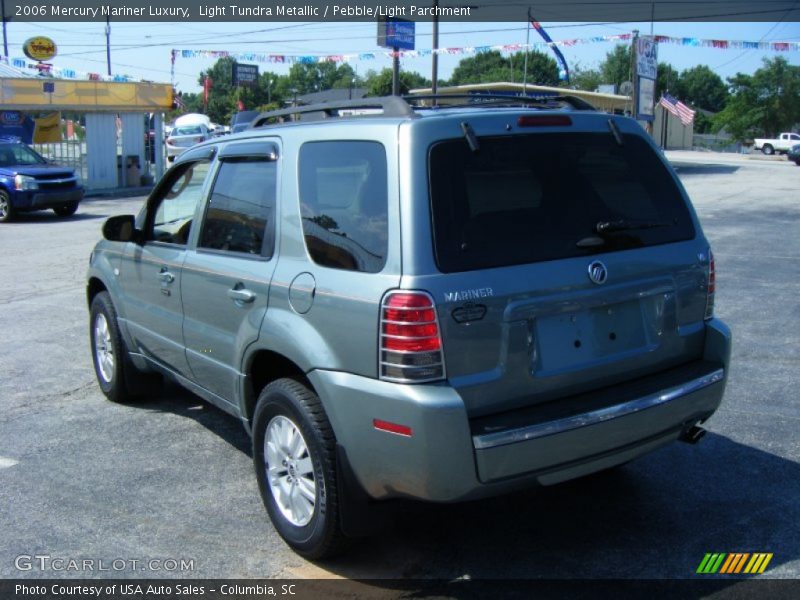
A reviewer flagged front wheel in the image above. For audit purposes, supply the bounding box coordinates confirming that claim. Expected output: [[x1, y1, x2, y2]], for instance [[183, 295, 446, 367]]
[[53, 203, 78, 217], [761, 144, 774, 155], [90, 291, 159, 403], [252, 378, 348, 559], [0, 191, 14, 223]]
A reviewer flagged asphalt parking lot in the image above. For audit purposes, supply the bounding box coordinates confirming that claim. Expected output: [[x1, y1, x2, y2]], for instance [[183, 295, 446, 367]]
[[1, 151, 798, 586]]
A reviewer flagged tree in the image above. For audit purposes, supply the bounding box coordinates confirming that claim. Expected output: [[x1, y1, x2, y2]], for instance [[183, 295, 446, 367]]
[[449, 50, 509, 85], [448, 50, 559, 86], [679, 65, 728, 112], [569, 63, 603, 92], [519, 51, 560, 86], [714, 57, 800, 141], [600, 44, 633, 90], [655, 62, 682, 100], [364, 68, 430, 96]]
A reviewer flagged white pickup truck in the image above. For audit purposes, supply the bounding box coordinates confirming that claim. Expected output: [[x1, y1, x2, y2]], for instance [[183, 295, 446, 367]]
[[753, 132, 800, 155]]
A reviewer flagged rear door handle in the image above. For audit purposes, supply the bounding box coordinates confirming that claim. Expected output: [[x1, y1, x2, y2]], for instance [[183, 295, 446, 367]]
[[227, 287, 256, 304]]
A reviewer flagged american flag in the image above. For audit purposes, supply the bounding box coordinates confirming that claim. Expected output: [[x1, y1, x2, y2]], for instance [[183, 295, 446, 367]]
[[659, 93, 695, 126]]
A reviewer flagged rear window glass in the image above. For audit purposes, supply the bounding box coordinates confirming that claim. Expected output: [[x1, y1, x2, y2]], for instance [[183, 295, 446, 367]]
[[429, 133, 695, 273], [298, 141, 388, 273]]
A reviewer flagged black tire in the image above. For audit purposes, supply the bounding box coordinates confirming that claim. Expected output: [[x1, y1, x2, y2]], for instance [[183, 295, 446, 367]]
[[252, 378, 348, 559], [794, 159, 800, 166], [762, 144, 774, 156], [90, 291, 158, 403], [0, 190, 14, 223], [53, 203, 78, 217]]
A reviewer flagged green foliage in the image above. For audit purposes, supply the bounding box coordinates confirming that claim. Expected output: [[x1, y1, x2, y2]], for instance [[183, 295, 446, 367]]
[[713, 57, 800, 141], [363, 68, 431, 96], [448, 50, 558, 86], [173, 57, 364, 125], [656, 62, 682, 99], [680, 65, 728, 112], [569, 64, 603, 92], [601, 45, 632, 89]]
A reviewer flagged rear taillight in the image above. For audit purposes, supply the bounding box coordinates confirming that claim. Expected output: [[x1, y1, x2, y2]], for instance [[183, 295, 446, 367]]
[[380, 291, 445, 383], [705, 250, 715, 319]]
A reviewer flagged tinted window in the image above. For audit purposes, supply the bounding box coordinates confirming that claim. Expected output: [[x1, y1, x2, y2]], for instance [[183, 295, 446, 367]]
[[0, 143, 45, 166], [429, 133, 695, 273], [199, 158, 276, 256], [151, 161, 210, 244], [299, 141, 388, 273]]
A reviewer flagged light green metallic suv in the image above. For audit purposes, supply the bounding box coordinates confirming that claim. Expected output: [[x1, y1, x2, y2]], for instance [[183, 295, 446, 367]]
[[87, 96, 731, 559]]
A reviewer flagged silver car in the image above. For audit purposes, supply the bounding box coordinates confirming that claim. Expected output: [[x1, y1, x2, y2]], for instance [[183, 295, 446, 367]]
[[165, 124, 210, 162], [88, 96, 731, 559]]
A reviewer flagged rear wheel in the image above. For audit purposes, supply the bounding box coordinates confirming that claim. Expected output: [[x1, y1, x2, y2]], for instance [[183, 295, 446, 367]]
[[252, 378, 348, 559], [90, 291, 159, 403], [53, 203, 78, 217], [0, 191, 13, 223], [762, 144, 774, 155]]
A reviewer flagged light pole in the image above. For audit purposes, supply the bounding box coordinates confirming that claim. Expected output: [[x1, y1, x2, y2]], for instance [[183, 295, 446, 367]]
[[267, 78, 272, 105], [349, 77, 355, 99], [1, 0, 8, 58]]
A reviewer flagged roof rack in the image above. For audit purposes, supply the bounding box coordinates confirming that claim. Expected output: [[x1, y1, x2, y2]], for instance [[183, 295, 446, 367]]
[[250, 93, 597, 129], [405, 93, 597, 111], [252, 96, 416, 127]]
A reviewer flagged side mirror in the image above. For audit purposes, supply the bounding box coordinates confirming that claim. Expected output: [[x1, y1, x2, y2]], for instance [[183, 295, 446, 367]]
[[102, 215, 138, 243]]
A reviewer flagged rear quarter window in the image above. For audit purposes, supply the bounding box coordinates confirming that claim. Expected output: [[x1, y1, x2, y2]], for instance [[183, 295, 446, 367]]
[[429, 132, 695, 273], [298, 141, 388, 273]]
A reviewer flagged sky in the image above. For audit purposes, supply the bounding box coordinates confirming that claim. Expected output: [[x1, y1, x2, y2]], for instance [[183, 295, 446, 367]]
[[3, 20, 799, 93]]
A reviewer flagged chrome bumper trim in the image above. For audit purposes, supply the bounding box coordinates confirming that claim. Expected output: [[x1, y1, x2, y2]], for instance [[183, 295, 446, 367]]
[[472, 368, 725, 450]]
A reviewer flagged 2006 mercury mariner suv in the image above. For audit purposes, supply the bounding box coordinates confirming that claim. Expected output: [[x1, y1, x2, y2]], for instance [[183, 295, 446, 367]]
[[87, 95, 731, 558]]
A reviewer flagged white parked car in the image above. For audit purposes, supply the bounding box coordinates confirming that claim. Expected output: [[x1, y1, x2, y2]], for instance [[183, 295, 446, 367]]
[[165, 123, 211, 161]]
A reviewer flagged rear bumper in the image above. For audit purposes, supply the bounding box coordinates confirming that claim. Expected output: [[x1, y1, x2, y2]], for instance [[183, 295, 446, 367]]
[[310, 318, 731, 502]]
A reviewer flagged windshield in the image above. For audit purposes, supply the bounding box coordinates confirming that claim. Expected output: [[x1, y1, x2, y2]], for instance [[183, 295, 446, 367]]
[[429, 132, 695, 273], [0, 143, 47, 167]]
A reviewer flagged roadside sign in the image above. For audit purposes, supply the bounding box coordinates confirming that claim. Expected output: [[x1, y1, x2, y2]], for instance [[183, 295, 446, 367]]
[[377, 18, 415, 50], [636, 36, 658, 79], [232, 62, 259, 87], [637, 77, 655, 121]]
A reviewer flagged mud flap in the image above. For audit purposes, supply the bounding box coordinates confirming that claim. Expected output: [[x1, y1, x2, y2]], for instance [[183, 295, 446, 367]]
[[336, 444, 393, 537]]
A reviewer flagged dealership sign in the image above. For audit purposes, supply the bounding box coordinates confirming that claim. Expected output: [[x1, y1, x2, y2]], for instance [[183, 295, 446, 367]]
[[232, 62, 259, 87], [23, 36, 57, 61], [377, 18, 415, 51]]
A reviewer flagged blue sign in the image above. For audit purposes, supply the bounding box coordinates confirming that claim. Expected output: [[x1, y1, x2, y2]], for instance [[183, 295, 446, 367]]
[[377, 18, 415, 51]]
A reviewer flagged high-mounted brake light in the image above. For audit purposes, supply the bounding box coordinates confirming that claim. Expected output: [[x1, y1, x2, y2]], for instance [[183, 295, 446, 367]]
[[705, 250, 715, 320], [517, 115, 572, 127], [379, 291, 445, 383]]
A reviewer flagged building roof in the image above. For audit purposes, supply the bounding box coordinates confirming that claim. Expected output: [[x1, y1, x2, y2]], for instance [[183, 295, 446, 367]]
[[296, 88, 367, 105]]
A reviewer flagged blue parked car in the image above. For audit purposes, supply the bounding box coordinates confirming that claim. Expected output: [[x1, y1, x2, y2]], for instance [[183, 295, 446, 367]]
[[0, 136, 84, 222]]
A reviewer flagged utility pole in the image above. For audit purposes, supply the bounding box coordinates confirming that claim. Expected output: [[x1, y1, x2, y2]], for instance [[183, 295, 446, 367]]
[[631, 29, 639, 119], [105, 15, 111, 76], [431, 1, 438, 101], [522, 8, 531, 93], [2, 0, 9, 58], [391, 46, 399, 96]]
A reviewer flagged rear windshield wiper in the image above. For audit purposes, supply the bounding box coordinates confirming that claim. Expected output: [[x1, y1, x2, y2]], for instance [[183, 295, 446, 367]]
[[595, 219, 672, 233]]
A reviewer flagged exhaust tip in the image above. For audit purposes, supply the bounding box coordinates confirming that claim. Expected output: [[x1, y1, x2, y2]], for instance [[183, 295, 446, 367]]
[[680, 425, 707, 445]]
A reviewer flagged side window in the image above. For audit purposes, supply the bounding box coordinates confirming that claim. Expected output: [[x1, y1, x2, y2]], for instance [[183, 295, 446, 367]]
[[199, 158, 276, 256], [298, 141, 388, 273], [151, 161, 210, 244]]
